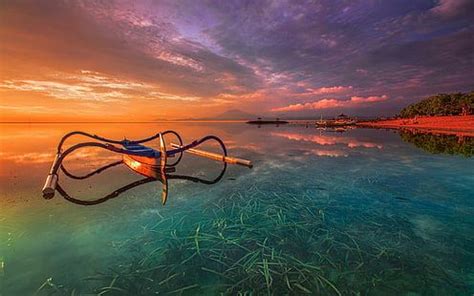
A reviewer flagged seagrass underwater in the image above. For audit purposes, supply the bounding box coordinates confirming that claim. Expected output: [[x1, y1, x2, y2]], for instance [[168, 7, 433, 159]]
[[0, 122, 473, 295]]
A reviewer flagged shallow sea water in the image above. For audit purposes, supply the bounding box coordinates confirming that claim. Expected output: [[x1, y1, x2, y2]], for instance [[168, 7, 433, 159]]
[[0, 123, 473, 295]]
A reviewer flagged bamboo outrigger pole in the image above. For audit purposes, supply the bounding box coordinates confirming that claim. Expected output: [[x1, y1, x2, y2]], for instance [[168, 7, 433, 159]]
[[170, 143, 253, 168]]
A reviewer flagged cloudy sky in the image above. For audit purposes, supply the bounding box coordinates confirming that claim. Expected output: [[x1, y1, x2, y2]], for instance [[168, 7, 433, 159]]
[[1, 0, 473, 121]]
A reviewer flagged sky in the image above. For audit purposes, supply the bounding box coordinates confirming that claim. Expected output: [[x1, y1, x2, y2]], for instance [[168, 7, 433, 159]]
[[1, 0, 473, 121]]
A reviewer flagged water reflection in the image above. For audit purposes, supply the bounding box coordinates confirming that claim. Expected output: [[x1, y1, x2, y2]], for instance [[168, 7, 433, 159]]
[[57, 160, 227, 206], [399, 130, 474, 157], [271, 130, 383, 158], [1, 123, 473, 295], [272, 131, 383, 149]]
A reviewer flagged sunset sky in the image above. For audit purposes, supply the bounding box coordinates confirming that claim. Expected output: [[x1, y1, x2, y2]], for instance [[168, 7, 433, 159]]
[[1, 0, 473, 121]]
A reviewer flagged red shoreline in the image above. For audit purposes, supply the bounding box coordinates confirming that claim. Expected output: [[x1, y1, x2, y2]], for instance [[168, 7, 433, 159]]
[[358, 115, 474, 137]]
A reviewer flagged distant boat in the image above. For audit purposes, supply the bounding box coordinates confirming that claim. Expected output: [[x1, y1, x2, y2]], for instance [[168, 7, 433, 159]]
[[246, 117, 289, 125], [315, 113, 356, 127], [315, 114, 328, 126]]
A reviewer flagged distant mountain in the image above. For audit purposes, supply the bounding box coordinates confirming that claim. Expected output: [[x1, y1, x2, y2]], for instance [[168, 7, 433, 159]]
[[210, 109, 257, 120]]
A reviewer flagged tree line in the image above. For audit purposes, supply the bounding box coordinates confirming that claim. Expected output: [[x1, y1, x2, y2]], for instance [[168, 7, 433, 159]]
[[399, 91, 474, 118], [400, 130, 473, 157]]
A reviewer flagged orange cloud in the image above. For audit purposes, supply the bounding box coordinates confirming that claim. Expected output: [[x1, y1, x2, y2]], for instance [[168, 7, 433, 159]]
[[305, 85, 353, 95], [0, 79, 127, 102], [202, 89, 271, 107], [271, 95, 388, 112], [0, 71, 202, 103], [350, 95, 388, 103]]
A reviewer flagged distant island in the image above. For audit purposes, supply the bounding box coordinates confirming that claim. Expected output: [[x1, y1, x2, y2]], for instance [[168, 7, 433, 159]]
[[359, 91, 474, 137]]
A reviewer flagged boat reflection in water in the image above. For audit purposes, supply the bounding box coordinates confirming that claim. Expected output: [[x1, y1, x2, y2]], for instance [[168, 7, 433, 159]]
[[399, 130, 474, 157], [56, 157, 227, 206]]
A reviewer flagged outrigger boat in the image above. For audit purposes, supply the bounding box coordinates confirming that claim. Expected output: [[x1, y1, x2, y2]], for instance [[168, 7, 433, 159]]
[[315, 113, 357, 128], [42, 130, 252, 205]]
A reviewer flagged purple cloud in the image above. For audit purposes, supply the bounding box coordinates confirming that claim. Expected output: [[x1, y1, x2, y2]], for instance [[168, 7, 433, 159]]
[[1, 0, 473, 117]]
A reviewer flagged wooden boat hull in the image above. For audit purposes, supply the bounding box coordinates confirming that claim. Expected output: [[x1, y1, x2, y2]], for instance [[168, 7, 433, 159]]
[[122, 155, 175, 179]]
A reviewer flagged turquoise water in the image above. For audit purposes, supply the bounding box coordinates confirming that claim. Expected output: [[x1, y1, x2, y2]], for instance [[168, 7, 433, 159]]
[[0, 123, 473, 295]]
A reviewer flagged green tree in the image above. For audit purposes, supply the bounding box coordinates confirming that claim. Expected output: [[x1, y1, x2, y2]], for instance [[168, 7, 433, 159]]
[[400, 91, 474, 118]]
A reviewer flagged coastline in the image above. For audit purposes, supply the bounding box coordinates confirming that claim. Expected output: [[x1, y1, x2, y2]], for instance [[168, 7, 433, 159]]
[[358, 115, 474, 137]]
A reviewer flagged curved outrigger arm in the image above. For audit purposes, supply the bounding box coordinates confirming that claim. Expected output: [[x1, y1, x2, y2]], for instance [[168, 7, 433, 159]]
[[42, 130, 252, 200], [43, 130, 183, 199], [42, 140, 180, 199], [43, 142, 124, 199], [55, 130, 184, 154]]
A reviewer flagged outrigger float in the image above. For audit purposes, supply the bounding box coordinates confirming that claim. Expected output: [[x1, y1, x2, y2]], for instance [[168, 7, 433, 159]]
[[42, 131, 252, 205]]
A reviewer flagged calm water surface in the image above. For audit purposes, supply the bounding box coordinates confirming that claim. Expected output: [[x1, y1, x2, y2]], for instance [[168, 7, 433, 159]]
[[0, 123, 473, 295]]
